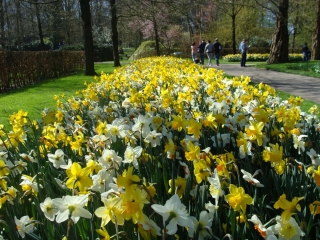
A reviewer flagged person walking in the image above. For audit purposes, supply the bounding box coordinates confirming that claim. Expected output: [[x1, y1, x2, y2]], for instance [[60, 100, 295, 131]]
[[191, 42, 198, 63], [239, 39, 248, 67], [213, 38, 222, 66], [205, 40, 214, 66], [198, 39, 206, 65], [302, 43, 309, 61]]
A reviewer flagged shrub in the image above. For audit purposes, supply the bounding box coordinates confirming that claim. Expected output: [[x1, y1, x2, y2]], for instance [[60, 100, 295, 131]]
[[223, 53, 303, 62]]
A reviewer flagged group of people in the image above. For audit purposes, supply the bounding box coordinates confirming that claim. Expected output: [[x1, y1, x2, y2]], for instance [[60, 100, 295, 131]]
[[191, 38, 249, 67], [192, 38, 222, 66]]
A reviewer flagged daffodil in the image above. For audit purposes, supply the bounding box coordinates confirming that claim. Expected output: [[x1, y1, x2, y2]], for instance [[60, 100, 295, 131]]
[[98, 149, 122, 169], [66, 162, 93, 192], [168, 176, 187, 197], [15, 215, 36, 238], [194, 159, 211, 184], [40, 197, 59, 221], [52, 194, 92, 224], [245, 120, 264, 146], [207, 169, 224, 208], [20, 174, 43, 196], [90, 169, 113, 193], [185, 141, 200, 162], [273, 194, 304, 222], [137, 214, 161, 240], [47, 149, 66, 169], [267, 215, 305, 240], [188, 211, 213, 239], [116, 166, 141, 197], [309, 200, 320, 215], [122, 144, 143, 169], [263, 143, 283, 163], [96, 227, 110, 240], [241, 169, 264, 187], [95, 196, 124, 226], [225, 184, 253, 213], [186, 118, 202, 139], [307, 148, 320, 166], [248, 214, 276, 239], [151, 194, 193, 235]]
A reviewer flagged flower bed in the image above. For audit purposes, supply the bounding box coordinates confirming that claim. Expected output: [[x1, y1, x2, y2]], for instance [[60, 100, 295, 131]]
[[223, 53, 303, 62], [0, 56, 319, 239]]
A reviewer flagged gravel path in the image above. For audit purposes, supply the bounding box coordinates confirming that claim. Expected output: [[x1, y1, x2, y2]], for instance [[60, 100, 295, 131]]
[[212, 64, 320, 104]]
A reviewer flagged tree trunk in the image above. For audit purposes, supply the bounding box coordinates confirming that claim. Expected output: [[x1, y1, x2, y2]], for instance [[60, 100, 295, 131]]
[[312, 0, 320, 60], [268, 0, 289, 64], [35, 4, 45, 51], [153, 15, 160, 56], [0, 0, 5, 49], [79, 0, 96, 76], [110, 0, 121, 67], [231, 15, 236, 54]]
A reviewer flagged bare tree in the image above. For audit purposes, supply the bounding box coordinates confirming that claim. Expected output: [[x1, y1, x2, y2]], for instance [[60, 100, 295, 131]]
[[79, 0, 95, 75]]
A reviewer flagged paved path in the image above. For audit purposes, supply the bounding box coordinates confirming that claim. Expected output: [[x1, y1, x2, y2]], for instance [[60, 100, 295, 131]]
[[212, 64, 320, 104]]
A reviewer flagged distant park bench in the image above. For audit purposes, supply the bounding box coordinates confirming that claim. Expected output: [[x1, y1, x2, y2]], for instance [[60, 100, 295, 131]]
[[119, 53, 131, 60]]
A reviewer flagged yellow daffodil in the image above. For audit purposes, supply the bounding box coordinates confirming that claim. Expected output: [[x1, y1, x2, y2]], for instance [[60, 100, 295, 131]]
[[245, 120, 264, 146], [225, 184, 253, 213], [117, 166, 141, 197], [168, 176, 187, 197], [194, 159, 211, 184], [95, 196, 124, 226], [66, 162, 93, 192], [274, 194, 304, 222], [310, 201, 320, 215]]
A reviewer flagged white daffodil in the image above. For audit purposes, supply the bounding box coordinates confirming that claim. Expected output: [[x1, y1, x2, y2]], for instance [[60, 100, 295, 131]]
[[292, 134, 308, 154], [144, 130, 163, 147], [47, 149, 66, 169], [19, 150, 38, 163], [91, 169, 113, 193], [307, 148, 320, 166], [106, 121, 124, 142], [207, 168, 224, 207], [267, 216, 305, 240], [241, 169, 264, 187], [122, 144, 143, 169], [188, 211, 213, 240], [40, 197, 59, 221], [248, 214, 276, 239], [52, 194, 92, 224], [179, 161, 190, 178], [90, 134, 111, 149], [14, 215, 36, 238], [151, 194, 193, 235], [132, 114, 151, 138], [60, 159, 72, 170], [98, 149, 122, 169], [211, 133, 231, 148]]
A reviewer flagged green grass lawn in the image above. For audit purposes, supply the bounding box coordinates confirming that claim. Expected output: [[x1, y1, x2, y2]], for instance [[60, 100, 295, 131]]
[[0, 63, 118, 128], [256, 60, 320, 78]]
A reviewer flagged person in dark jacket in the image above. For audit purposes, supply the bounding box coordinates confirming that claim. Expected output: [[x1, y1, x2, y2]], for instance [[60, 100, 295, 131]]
[[213, 38, 222, 66], [198, 40, 206, 65], [302, 43, 309, 61]]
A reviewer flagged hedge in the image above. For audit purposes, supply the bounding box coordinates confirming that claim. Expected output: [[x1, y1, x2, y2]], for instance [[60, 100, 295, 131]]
[[0, 51, 84, 92]]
